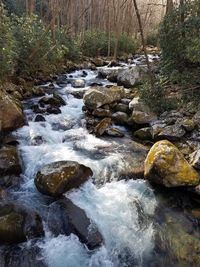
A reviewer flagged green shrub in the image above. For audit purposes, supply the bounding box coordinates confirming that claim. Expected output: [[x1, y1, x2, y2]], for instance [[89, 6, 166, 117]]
[[12, 15, 66, 76], [80, 30, 113, 57], [118, 33, 138, 56], [139, 76, 178, 114], [0, 4, 16, 80], [146, 32, 159, 47], [160, 1, 200, 83]]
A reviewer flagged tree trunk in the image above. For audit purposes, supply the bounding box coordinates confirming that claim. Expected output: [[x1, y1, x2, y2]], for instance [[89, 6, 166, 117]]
[[132, 0, 154, 85]]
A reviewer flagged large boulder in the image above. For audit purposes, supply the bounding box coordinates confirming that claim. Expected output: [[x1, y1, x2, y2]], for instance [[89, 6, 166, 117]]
[[47, 199, 103, 249], [117, 66, 143, 88], [144, 140, 200, 187], [35, 161, 93, 197], [129, 97, 157, 124], [0, 146, 21, 176], [83, 86, 124, 109], [0, 90, 24, 132], [98, 67, 120, 79], [158, 125, 186, 141], [0, 202, 44, 244]]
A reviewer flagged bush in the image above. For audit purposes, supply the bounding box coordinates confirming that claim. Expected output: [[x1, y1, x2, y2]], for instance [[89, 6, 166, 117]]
[[0, 4, 16, 80], [160, 1, 200, 83], [118, 33, 138, 56], [139, 76, 178, 114], [146, 32, 159, 47], [79, 30, 112, 57], [80, 30, 138, 57], [12, 15, 66, 76]]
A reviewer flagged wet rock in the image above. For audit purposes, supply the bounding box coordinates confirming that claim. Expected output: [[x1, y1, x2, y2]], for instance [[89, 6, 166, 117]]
[[11, 91, 23, 101], [47, 199, 103, 249], [144, 140, 200, 187], [0, 146, 21, 176], [32, 87, 45, 97], [0, 202, 44, 244], [112, 112, 129, 125], [71, 79, 86, 88], [83, 86, 124, 109], [105, 127, 124, 137], [0, 245, 47, 267], [130, 97, 157, 125], [92, 108, 112, 118], [0, 175, 21, 189], [32, 104, 45, 114], [70, 90, 85, 99], [3, 136, 19, 146], [115, 103, 129, 114], [46, 107, 61, 114], [35, 161, 93, 197], [134, 127, 152, 140], [189, 149, 200, 170], [117, 66, 143, 88], [94, 118, 112, 136], [0, 90, 24, 132], [34, 114, 46, 122], [158, 125, 186, 141]]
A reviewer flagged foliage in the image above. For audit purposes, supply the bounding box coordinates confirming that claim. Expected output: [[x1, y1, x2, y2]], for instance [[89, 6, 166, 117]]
[[160, 1, 200, 83], [12, 15, 66, 76], [80, 30, 138, 57], [146, 32, 159, 47], [0, 4, 16, 80], [139, 76, 178, 114], [117, 33, 139, 56]]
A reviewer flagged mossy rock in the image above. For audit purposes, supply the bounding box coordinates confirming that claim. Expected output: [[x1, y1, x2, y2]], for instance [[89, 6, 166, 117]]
[[144, 140, 200, 187], [35, 161, 93, 197]]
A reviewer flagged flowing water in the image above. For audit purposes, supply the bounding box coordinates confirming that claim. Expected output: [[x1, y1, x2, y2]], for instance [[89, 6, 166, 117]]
[[2, 60, 200, 267]]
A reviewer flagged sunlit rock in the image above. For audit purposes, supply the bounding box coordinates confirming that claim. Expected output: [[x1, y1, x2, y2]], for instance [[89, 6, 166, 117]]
[[35, 161, 93, 197], [144, 140, 200, 187]]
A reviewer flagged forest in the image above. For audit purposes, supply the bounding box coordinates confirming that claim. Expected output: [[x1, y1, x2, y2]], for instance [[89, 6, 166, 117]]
[[0, 0, 200, 267]]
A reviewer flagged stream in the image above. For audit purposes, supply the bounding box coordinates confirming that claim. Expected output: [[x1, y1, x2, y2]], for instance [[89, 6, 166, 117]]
[[1, 61, 200, 267]]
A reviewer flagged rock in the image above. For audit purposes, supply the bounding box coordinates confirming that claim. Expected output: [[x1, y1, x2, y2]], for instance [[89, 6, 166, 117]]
[[105, 127, 124, 137], [158, 125, 186, 141], [0, 146, 21, 176], [151, 122, 166, 139], [91, 58, 105, 67], [0, 202, 44, 244], [94, 118, 112, 136], [181, 118, 196, 132], [35, 161, 93, 197], [47, 199, 103, 249], [32, 104, 45, 114], [129, 97, 157, 124], [83, 86, 124, 109], [11, 91, 23, 101], [98, 67, 120, 79], [117, 66, 143, 88], [46, 107, 61, 114], [134, 127, 152, 140], [144, 140, 200, 187], [3, 135, 19, 146], [92, 108, 112, 118], [189, 150, 200, 170], [32, 87, 45, 97], [71, 79, 86, 88], [112, 112, 129, 125], [115, 103, 129, 114], [34, 115, 46, 122], [0, 90, 24, 132], [0, 245, 47, 267]]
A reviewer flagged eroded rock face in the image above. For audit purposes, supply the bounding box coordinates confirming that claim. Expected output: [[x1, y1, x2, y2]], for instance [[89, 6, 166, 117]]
[[35, 161, 93, 197], [83, 86, 124, 109], [0, 202, 44, 244], [47, 199, 103, 249], [144, 140, 200, 187], [0, 90, 24, 132]]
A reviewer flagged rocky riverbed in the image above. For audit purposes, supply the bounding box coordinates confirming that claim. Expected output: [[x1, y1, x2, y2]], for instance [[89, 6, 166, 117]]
[[0, 56, 200, 266]]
